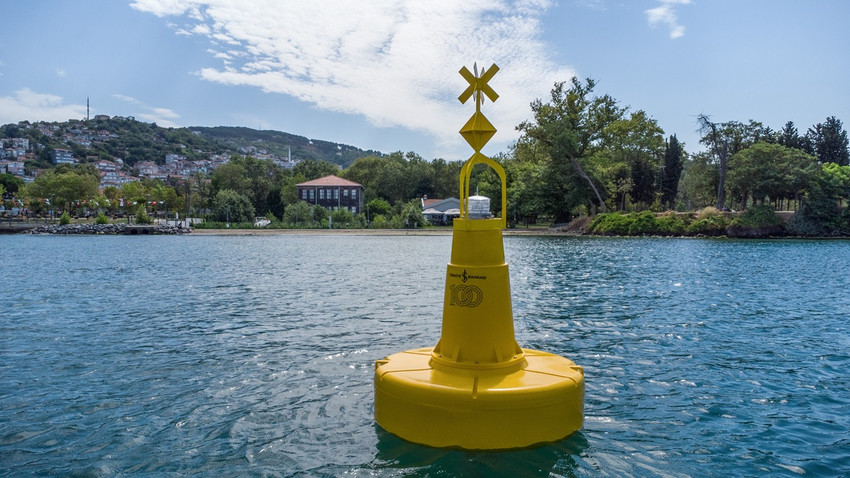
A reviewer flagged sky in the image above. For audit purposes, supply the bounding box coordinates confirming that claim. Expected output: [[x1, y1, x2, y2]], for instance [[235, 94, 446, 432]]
[[1, 0, 848, 161]]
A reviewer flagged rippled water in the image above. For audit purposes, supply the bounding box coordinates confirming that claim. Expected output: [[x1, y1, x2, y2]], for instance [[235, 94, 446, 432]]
[[1, 235, 848, 477]]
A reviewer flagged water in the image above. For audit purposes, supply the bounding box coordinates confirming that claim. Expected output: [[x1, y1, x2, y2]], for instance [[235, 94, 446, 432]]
[[1, 235, 848, 477]]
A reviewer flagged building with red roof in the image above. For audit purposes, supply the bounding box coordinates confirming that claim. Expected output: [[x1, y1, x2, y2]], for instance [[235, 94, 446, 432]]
[[295, 174, 364, 214]]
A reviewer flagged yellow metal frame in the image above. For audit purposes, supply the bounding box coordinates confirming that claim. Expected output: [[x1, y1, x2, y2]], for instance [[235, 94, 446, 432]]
[[458, 152, 506, 228]]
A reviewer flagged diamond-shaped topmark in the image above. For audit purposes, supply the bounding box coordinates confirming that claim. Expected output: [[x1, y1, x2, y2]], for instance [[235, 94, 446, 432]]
[[460, 111, 496, 153]]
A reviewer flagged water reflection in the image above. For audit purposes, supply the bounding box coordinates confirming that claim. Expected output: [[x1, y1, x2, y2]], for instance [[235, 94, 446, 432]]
[[374, 425, 589, 477]]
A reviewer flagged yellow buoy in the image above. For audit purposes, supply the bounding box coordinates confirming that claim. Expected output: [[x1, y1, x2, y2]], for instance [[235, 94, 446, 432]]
[[373, 63, 584, 450]]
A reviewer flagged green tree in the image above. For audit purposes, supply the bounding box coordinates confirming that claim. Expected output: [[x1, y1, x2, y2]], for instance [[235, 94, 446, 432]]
[[727, 143, 817, 210], [660, 135, 684, 209], [518, 78, 626, 216], [330, 208, 355, 228], [809, 116, 849, 166], [778, 121, 812, 153], [601, 110, 665, 209], [0, 173, 24, 194], [365, 198, 391, 218], [23, 170, 99, 213], [212, 189, 255, 223], [283, 201, 313, 227], [292, 160, 339, 180], [398, 199, 426, 228], [211, 161, 250, 197], [678, 152, 718, 210]]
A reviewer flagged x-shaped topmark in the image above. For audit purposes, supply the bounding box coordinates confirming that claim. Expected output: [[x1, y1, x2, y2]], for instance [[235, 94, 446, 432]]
[[458, 63, 499, 105]]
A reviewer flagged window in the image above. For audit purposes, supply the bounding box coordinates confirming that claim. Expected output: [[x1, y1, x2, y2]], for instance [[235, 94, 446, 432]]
[[301, 189, 307, 200], [309, 189, 315, 200], [333, 189, 339, 199], [343, 189, 349, 197], [319, 189, 325, 200], [351, 206, 358, 214], [351, 189, 357, 199]]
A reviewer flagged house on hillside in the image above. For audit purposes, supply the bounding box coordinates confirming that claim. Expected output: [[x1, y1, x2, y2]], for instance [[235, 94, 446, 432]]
[[51, 149, 75, 165], [421, 196, 460, 226], [296, 175, 364, 214]]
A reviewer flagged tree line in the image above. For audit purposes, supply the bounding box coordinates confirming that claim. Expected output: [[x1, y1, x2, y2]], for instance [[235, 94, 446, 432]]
[[6, 77, 849, 233]]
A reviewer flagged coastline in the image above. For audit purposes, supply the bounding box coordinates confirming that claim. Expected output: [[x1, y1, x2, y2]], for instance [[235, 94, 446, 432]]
[[189, 227, 574, 236]]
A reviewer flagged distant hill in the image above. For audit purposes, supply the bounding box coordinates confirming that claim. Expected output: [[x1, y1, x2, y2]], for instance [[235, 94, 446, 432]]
[[189, 126, 382, 168], [1, 117, 381, 170]]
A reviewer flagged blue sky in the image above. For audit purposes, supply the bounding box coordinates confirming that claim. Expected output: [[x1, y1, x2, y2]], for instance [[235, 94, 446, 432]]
[[1, 0, 848, 161]]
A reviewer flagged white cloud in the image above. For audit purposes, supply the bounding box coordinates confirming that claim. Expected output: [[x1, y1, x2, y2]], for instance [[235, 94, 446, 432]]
[[130, 0, 574, 156], [646, 0, 691, 39], [0, 88, 86, 124], [56, 68, 67, 78], [113, 93, 181, 127]]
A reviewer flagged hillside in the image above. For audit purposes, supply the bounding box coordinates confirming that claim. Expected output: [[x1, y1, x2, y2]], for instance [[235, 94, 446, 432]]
[[190, 126, 381, 168], [2, 117, 381, 170]]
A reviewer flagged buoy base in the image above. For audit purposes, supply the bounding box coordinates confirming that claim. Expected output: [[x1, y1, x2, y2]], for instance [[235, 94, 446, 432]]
[[374, 347, 584, 450]]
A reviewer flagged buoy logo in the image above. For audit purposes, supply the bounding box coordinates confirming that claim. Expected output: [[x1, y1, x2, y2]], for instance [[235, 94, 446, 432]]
[[450, 284, 483, 308]]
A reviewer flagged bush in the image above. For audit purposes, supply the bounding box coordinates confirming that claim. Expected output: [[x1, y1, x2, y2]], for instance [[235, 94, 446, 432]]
[[95, 212, 109, 224], [686, 214, 729, 236], [730, 205, 784, 228], [627, 211, 657, 235], [695, 206, 721, 220], [59, 211, 71, 225], [135, 205, 153, 224], [588, 212, 633, 235], [655, 212, 688, 235]]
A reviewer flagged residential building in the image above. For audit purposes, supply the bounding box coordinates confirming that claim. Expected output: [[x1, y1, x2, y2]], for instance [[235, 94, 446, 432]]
[[296, 175, 364, 214], [0, 159, 25, 176], [421, 196, 460, 226], [52, 149, 75, 164], [165, 153, 187, 164]]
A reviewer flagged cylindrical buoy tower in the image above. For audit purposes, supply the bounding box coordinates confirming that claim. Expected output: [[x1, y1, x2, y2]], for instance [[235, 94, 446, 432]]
[[374, 63, 584, 450]]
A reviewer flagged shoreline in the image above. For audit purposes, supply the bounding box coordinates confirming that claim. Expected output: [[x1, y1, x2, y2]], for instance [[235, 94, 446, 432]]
[[189, 227, 574, 236]]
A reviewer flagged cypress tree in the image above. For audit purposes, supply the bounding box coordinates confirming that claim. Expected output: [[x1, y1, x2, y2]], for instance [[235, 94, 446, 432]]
[[660, 134, 684, 208]]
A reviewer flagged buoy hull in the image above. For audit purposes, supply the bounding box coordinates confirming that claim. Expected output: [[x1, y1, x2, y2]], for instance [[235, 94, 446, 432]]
[[374, 347, 584, 450]]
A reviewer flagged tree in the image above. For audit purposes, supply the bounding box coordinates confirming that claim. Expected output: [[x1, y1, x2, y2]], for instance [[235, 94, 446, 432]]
[[283, 201, 313, 227], [518, 77, 627, 217], [23, 170, 99, 213], [398, 199, 426, 228], [697, 115, 729, 209], [809, 116, 849, 166], [212, 189, 255, 223], [365, 198, 391, 218], [679, 152, 718, 210], [292, 160, 339, 180], [0, 173, 24, 194], [778, 121, 813, 153], [660, 135, 684, 208], [727, 143, 816, 210]]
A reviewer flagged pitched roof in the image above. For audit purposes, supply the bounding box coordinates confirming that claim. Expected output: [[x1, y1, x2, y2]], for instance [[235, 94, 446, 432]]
[[421, 197, 459, 212], [296, 174, 362, 187]]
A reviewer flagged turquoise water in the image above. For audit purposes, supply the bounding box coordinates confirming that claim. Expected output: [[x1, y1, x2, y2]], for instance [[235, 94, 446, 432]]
[[1, 235, 848, 477]]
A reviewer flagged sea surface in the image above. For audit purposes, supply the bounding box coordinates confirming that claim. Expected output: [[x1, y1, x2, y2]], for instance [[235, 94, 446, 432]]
[[1, 234, 848, 477]]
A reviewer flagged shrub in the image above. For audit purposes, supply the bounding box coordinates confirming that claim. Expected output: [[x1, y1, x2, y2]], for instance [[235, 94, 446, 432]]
[[135, 205, 153, 224], [686, 214, 729, 236], [655, 212, 688, 235], [588, 212, 633, 235], [59, 211, 71, 225], [627, 211, 658, 235], [730, 205, 784, 228], [695, 206, 722, 220], [95, 212, 109, 224]]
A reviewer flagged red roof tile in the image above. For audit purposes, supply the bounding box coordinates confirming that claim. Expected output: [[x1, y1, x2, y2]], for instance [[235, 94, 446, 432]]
[[296, 174, 362, 187]]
